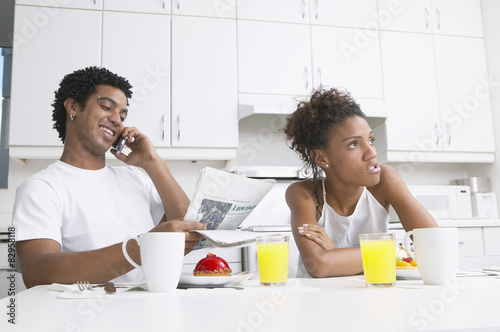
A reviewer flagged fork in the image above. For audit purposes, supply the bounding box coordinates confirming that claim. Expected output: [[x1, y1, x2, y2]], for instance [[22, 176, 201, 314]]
[[76, 281, 94, 291]]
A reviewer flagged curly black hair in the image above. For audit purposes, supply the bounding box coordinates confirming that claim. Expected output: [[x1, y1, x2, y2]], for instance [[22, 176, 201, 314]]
[[52, 66, 133, 143], [284, 87, 365, 209]]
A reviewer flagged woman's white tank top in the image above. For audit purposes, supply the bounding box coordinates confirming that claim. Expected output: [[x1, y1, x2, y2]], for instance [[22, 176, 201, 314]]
[[296, 180, 390, 278]]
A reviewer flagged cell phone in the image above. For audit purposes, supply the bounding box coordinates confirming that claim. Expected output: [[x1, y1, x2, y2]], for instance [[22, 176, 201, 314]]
[[112, 135, 127, 154]]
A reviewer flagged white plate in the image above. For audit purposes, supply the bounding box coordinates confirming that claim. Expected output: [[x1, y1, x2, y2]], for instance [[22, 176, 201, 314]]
[[178, 273, 253, 288], [396, 269, 421, 280]]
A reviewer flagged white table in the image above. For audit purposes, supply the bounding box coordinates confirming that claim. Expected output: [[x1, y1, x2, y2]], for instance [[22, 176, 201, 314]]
[[2, 275, 500, 332]]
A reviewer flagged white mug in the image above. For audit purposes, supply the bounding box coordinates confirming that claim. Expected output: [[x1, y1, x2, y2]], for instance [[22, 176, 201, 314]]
[[122, 232, 185, 292], [403, 228, 458, 285]]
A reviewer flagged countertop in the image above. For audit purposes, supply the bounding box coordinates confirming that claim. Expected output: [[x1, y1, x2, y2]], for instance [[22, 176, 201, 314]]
[[2, 274, 500, 331]]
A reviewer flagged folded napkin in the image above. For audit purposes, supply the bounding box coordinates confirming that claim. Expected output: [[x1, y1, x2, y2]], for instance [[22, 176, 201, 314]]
[[49, 283, 145, 299]]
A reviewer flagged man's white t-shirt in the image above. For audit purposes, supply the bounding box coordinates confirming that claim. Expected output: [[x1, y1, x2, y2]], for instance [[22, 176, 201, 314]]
[[13, 160, 165, 284]]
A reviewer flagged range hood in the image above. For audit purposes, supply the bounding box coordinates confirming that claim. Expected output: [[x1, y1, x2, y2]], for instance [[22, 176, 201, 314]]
[[238, 93, 388, 129]]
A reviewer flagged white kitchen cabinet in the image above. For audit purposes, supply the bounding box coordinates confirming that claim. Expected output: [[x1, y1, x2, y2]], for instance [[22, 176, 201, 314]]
[[378, 0, 483, 37], [10, 6, 101, 147], [377, 0, 432, 33], [379, 31, 440, 153], [434, 35, 494, 153], [310, 25, 383, 100], [483, 227, 500, 256], [104, 0, 170, 14], [171, 16, 238, 148], [431, 0, 483, 37], [102, 11, 171, 147], [10, 2, 239, 160], [310, 0, 378, 29], [236, 0, 309, 24], [457, 227, 484, 257], [15, 0, 103, 10], [237, 20, 312, 96], [377, 29, 495, 162], [172, 0, 235, 18]]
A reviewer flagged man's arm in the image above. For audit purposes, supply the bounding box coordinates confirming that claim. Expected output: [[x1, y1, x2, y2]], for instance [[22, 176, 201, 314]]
[[17, 238, 139, 288], [142, 158, 190, 221], [112, 128, 190, 220], [17, 220, 205, 288]]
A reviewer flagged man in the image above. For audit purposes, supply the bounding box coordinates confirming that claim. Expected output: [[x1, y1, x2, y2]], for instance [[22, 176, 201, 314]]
[[13, 67, 205, 288]]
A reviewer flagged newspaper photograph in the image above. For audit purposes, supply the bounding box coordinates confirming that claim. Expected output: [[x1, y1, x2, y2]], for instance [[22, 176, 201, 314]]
[[183, 167, 276, 247]]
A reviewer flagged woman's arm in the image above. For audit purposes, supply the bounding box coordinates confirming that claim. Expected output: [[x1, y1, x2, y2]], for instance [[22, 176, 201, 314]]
[[370, 165, 439, 231], [286, 181, 363, 278]]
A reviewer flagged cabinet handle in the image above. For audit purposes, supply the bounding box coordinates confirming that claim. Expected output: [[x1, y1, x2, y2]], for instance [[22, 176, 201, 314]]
[[304, 67, 309, 90], [318, 68, 322, 87], [435, 8, 441, 30], [302, 0, 306, 19], [177, 0, 181, 10], [163, 0, 165, 9], [93, 0, 96, 4], [161, 115, 166, 141], [177, 115, 181, 141], [434, 123, 440, 146], [447, 123, 452, 145], [424, 8, 430, 29], [314, 0, 319, 20]]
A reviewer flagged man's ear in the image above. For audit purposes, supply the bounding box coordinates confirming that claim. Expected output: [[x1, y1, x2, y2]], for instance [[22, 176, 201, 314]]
[[63, 98, 78, 119]]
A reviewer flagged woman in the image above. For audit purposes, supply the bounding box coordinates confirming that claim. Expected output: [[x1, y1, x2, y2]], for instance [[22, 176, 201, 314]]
[[284, 87, 438, 278]]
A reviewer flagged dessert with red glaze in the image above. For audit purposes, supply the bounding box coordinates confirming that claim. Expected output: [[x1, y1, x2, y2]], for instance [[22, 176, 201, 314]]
[[193, 253, 232, 276]]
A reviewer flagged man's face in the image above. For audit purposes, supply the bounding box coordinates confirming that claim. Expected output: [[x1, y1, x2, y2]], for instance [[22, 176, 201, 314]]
[[71, 85, 128, 156]]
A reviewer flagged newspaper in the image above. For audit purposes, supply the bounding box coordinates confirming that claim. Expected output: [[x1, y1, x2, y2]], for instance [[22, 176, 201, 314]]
[[193, 225, 293, 248], [183, 167, 276, 248], [191, 230, 262, 248]]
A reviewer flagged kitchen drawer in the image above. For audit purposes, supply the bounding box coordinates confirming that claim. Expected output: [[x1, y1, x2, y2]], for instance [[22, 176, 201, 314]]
[[483, 227, 500, 256], [457, 228, 484, 257]]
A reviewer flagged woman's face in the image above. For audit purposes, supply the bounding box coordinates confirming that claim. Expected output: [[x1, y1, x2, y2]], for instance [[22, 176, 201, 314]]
[[320, 116, 381, 188]]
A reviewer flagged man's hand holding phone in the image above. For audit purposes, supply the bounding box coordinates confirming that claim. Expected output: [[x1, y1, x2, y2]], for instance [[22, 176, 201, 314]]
[[111, 127, 160, 168], [112, 135, 128, 154]]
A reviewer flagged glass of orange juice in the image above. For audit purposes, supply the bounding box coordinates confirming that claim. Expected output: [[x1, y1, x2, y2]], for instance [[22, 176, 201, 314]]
[[256, 235, 289, 286], [359, 233, 396, 287]]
